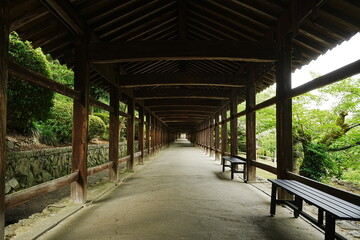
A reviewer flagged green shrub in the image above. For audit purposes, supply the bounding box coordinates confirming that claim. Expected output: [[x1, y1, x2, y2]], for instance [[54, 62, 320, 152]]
[[7, 32, 54, 133], [94, 113, 110, 126], [88, 115, 106, 140], [34, 122, 58, 146]]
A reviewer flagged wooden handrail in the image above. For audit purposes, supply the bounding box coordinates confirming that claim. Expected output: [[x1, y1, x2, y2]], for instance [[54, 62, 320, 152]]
[[5, 171, 79, 209], [87, 161, 113, 176], [251, 160, 277, 174]]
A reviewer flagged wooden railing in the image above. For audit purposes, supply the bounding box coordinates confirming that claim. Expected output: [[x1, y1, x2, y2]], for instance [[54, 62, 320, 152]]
[[4, 151, 146, 209]]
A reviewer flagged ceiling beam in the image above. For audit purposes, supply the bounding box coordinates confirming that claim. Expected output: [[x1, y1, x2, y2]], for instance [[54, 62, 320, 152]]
[[88, 40, 277, 63], [145, 99, 221, 107], [119, 72, 246, 88], [135, 89, 230, 100]]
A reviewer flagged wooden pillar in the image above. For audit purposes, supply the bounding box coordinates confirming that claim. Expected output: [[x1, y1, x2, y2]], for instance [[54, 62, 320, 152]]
[[209, 116, 214, 157], [72, 35, 89, 203], [230, 95, 238, 156], [151, 115, 155, 155], [145, 111, 150, 157], [126, 98, 135, 171], [109, 86, 119, 182], [138, 106, 144, 164], [0, 1, 9, 237], [214, 112, 220, 160], [276, 34, 293, 198], [246, 66, 257, 182], [221, 107, 227, 158]]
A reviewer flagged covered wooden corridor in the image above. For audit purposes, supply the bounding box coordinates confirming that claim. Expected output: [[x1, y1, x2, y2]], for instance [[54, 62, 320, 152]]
[[37, 139, 323, 240], [1, 0, 360, 239]]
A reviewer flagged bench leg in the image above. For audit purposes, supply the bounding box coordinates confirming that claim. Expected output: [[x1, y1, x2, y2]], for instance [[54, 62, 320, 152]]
[[243, 163, 247, 183], [294, 195, 303, 218], [325, 212, 336, 240], [270, 183, 277, 216], [222, 158, 225, 172], [318, 208, 324, 226]]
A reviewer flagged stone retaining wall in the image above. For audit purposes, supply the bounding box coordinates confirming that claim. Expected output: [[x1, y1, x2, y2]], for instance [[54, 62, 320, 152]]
[[5, 143, 129, 194]]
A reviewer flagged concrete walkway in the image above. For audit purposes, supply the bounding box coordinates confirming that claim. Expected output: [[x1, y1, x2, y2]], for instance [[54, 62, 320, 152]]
[[38, 140, 323, 240]]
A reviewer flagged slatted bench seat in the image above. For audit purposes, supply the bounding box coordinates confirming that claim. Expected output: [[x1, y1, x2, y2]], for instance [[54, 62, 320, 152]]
[[221, 156, 247, 182], [268, 179, 360, 240]]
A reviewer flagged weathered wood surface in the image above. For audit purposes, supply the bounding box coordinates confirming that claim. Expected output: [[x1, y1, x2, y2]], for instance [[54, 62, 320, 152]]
[[134, 89, 230, 100], [8, 61, 80, 100], [138, 106, 144, 164], [0, 1, 9, 237], [230, 96, 238, 156], [71, 36, 89, 203], [246, 67, 257, 182], [88, 40, 277, 63], [221, 106, 228, 158], [109, 85, 119, 182], [118, 72, 246, 88], [126, 98, 135, 171], [88, 162, 113, 176], [5, 171, 79, 209]]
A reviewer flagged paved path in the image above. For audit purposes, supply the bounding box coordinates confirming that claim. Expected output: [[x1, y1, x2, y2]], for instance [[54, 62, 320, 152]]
[[39, 140, 323, 240]]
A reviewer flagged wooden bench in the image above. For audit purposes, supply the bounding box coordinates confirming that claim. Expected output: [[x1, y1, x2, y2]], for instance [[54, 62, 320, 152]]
[[268, 179, 360, 240], [222, 156, 247, 182]]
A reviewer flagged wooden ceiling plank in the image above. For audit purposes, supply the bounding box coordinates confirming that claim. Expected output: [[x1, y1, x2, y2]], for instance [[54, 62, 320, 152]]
[[88, 40, 277, 63], [119, 72, 245, 88], [134, 88, 230, 100], [10, 6, 50, 31]]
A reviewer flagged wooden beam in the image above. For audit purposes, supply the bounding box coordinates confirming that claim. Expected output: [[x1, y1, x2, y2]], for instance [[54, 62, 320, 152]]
[[0, 1, 9, 237], [71, 36, 89, 203], [109, 85, 119, 182], [145, 111, 150, 157], [41, 0, 87, 36], [221, 106, 228, 158], [151, 106, 215, 112], [246, 66, 257, 182], [138, 106, 144, 164], [214, 112, 220, 160], [230, 94, 238, 156], [89, 97, 113, 113], [146, 99, 221, 108], [10, 6, 49, 31], [290, 59, 360, 98], [135, 89, 230, 100], [88, 40, 277, 63], [5, 171, 79, 209], [276, 34, 293, 198], [119, 72, 246, 88], [126, 97, 135, 171], [8, 61, 80, 100]]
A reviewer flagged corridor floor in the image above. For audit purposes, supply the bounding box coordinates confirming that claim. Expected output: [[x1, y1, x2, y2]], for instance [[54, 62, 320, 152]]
[[38, 140, 323, 240]]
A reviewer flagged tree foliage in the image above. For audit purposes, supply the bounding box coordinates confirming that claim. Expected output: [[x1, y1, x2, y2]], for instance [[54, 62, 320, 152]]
[[7, 32, 54, 133]]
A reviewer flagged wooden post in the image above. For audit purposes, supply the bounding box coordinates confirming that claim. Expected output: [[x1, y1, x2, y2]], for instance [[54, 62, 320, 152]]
[[276, 34, 293, 198], [138, 106, 144, 164], [151, 115, 155, 155], [221, 106, 227, 158], [72, 35, 89, 203], [109, 86, 119, 182], [126, 97, 135, 171], [145, 111, 150, 158], [214, 112, 220, 160], [0, 1, 9, 237], [230, 95, 238, 156], [209, 116, 214, 157], [246, 66, 257, 182]]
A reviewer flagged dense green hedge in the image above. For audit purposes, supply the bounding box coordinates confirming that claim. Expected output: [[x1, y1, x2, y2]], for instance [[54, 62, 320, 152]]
[[7, 32, 54, 133]]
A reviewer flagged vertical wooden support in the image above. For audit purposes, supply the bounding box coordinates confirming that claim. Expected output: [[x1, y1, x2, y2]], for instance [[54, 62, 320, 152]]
[[151, 115, 156, 154], [230, 95, 238, 156], [145, 111, 150, 157], [138, 106, 144, 164], [221, 107, 227, 158], [246, 66, 257, 182], [0, 1, 9, 237], [214, 112, 220, 160], [209, 116, 214, 157], [276, 34, 293, 198], [109, 86, 119, 182], [126, 97, 135, 171], [72, 35, 89, 203]]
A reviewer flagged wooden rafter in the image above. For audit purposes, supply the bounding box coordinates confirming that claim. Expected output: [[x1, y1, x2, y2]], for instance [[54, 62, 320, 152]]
[[119, 72, 245, 88], [134, 89, 230, 100], [88, 40, 277, 63]]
